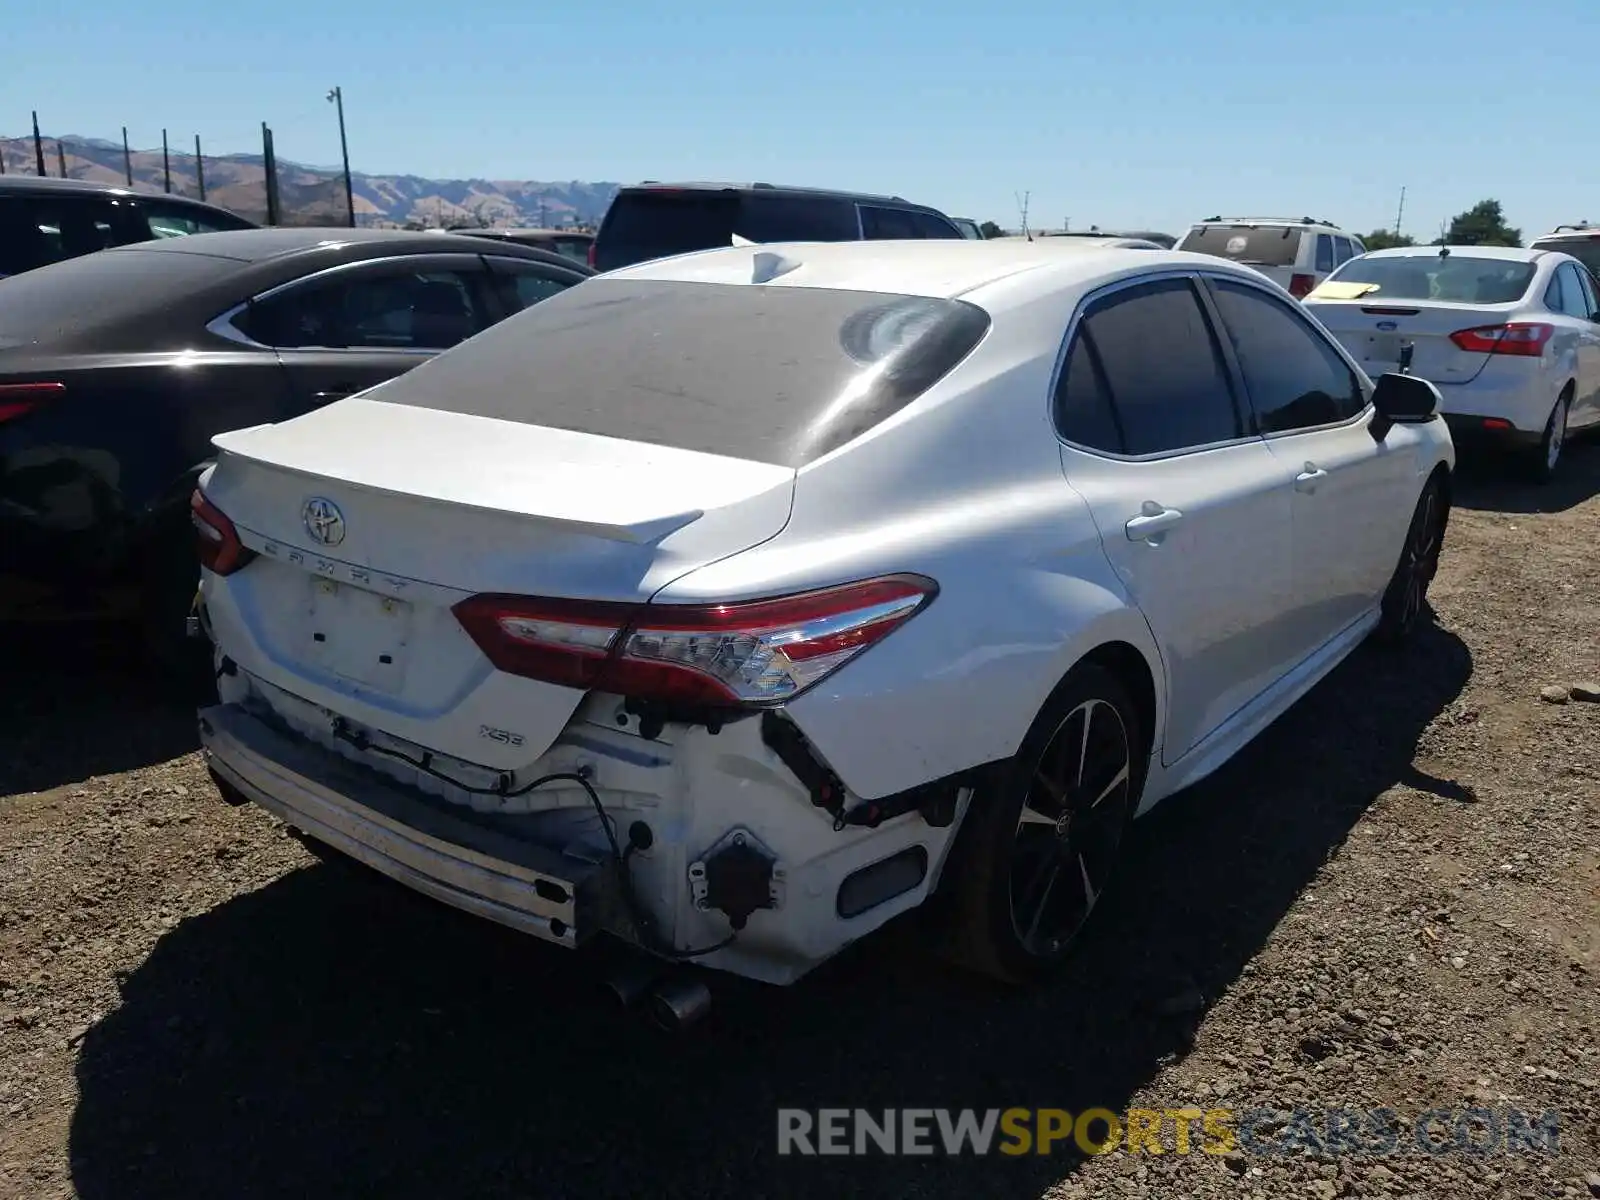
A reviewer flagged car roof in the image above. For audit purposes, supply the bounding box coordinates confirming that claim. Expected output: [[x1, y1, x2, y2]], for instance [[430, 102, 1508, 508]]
[[1190, 216, 1348, 232], [1532, 226, 1600, 240], [94, 225, 586, 268], [449, 227, 594, 245], [621, 181, 937, 208], [993, 234, 1161, 249], [0, 174, 241, 213], [602, 239, 1243, 303], [1359, 244, 1543, 263]]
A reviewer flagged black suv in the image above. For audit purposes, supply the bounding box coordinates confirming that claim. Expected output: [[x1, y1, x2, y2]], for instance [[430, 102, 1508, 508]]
[[0, 176, 258, 279], [591, 182, 964, 271]]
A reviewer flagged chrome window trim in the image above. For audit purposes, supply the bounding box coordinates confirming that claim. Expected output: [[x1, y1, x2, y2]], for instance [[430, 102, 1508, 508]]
[[1046, 267, 1263, 464], [204, 252, 488, 353]]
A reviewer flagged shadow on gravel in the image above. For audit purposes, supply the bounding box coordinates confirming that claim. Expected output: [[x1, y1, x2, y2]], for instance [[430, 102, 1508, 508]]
[[1451, 433, 1600, 514], [68, 623, 1472, 1200], [0, 630, 202, 796]]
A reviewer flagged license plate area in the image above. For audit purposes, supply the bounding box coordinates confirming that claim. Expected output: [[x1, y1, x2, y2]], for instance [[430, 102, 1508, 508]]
[[304, 577, 413, 692]]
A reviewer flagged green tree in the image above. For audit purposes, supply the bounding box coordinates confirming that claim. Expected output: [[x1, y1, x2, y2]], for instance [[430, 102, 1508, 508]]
[[1435, 199, 1522, 247], [978, 220, 1005, 239], [1362, 229, 1415, 251]]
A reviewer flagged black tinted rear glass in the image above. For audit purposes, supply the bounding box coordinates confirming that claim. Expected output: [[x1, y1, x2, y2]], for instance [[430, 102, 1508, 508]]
[[1327, 255, 1536, 304], [1177, 224, 1304, 267], [374, 279, 991, 468], [0, 246, 238, 349]]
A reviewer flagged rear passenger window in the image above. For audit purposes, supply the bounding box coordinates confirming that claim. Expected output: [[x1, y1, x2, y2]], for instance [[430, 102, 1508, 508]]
[[1315, 234, 1334, 272], [738, 195, 857, 242], [909, 211, 961, 239], [1552, 264, 1592, 318], [1334, 237, 1354, 263], [1572, 263, 1600, 318], [1545, 271, 1569, 313], [859, 206, 922, 240], [1207, 277, 1366, 433], [1060, 278, 1242, 456], [1052, 336, 1122, 453]]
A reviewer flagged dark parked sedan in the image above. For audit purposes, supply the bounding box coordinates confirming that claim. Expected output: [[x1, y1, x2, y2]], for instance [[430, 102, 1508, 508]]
[[0, 227, 592, 671], [1, 175, 259, 279]]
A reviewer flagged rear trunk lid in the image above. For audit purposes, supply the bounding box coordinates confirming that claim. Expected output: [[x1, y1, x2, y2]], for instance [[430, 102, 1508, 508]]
[[203, 396, 795, 763], [1304, 293, 1522, 386]]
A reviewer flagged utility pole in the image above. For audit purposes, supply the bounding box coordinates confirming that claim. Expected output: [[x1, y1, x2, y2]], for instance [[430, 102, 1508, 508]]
[[121, 127, 133, 185], [194, 135, 206, 201], [1015, 190, 1031, 238], [55, 139, 67, 178], [161, 129, 171, 193], [31, 111, 46, 176], [1394, 186, 1406, 239], [326, 87, 356, 228]]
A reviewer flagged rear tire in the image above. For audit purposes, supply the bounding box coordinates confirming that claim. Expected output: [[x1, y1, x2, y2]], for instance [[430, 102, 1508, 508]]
[[1522, 388, 1570, 484], [1373, 474, 1447, 646], [939, 663, 1146, 984]]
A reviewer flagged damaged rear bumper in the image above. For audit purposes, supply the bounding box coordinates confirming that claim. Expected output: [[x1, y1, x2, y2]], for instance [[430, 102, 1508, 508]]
[[198, 701, 619, 948]]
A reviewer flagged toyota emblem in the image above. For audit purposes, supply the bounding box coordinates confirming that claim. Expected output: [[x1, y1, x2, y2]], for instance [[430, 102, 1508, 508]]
[[302, 496, 346, 547]]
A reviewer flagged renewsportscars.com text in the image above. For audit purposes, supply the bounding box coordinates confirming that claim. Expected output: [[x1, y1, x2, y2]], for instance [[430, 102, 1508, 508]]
[[776, 1106, 1561, 1158]]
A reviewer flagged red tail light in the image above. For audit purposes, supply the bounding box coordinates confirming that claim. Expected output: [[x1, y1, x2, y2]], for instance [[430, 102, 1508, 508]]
[[586, 241, 597, 269], [453, 575, 937, 706], [1288, 273, 1316, 298], [190, 489, 256, 576], [1449, 322, 1554, 357], [0, 381, 65, 424]]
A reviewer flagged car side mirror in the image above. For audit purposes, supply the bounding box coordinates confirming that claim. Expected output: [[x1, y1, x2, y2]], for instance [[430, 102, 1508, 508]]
[[1371, 372, 1440, 427]]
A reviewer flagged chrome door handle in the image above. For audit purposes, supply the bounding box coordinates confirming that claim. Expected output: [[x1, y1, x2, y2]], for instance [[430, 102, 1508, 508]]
[[1126, 502, 1184, 542], [1295, 463, 1329, 493]]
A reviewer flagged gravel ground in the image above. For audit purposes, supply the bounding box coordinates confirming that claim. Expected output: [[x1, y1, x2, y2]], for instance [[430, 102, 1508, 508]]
[[2, 444, 1598, 1200]]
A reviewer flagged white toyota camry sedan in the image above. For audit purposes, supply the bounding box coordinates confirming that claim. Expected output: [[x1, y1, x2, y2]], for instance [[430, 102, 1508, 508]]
[[1304, 244, 1600, 482], [193, 239, 1454, 991]]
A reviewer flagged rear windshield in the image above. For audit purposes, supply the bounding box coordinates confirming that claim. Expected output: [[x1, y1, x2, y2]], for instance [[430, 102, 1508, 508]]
[[1326, 255, 1537, 304], [0, 246, 238, 349], [1536, 237, 1600, 277], [1177, 224, 1303, 267], [375, 278, 991, 468]]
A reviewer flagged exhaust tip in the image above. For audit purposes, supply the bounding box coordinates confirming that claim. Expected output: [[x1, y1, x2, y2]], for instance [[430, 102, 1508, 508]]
[[604, 958, 664, 1009], [647, 976, 712, 1032]]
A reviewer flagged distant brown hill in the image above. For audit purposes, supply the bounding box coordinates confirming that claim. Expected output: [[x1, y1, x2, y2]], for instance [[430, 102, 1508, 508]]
[[0, 133, 620, 229]]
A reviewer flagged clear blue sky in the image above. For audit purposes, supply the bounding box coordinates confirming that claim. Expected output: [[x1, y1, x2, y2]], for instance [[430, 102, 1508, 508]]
[[6, 0, 1597, 239]]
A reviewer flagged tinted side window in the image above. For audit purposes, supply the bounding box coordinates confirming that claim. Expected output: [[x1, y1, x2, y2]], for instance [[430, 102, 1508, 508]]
[[1315, 234, 1334, 272], [1208, 277, 1366, 433], [909, 210, 962, 239], [1334, 236, 1354, 263], [1554, 264, 1591, 318], [1545, 270, 1569, 313], [138, 199, 253, 237], [859, 206, 922, 240], [485, 260, 583, 315], [738, 194, 857, 241], [1051, 335, 1122, 453], [1572, 263, 1600, 317], [0, 196, 139, 276], [246, 267, 488, 350], [1074, 277, 1242, 455]]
